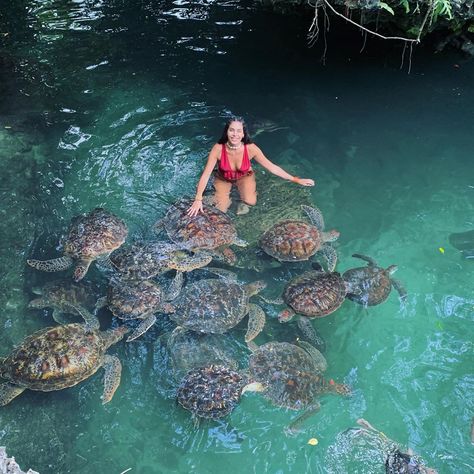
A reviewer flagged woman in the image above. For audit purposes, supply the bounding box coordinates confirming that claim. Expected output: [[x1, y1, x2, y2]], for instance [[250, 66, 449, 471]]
[[187, 117, 315, 217]]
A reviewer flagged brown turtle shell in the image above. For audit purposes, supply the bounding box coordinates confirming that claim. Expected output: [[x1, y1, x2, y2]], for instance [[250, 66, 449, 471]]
[[342, 266, 392, 306], [171, 279, 250, 334], [107, 280, 165, 320], [177, 365, 245, 419], [157, 199, 237, 250], [63, 208, 128, 260], [283, 271, 346, 318], [259, 220, 321, 261], [0, 324, 105, 391], [248, 342, 324, 410]]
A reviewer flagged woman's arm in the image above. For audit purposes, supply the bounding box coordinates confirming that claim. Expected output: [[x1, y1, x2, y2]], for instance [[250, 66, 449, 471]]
[[187, 144, 220, 216], [250, 144, 315, 186]]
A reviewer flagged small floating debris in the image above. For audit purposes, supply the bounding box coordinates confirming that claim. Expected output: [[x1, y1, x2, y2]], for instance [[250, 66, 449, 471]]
[[307, 438, 319, 446], [438, 247, 445, 254]]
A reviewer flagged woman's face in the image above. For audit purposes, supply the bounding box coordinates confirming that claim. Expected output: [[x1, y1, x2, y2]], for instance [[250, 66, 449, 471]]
[[227, 121, 244, 145]]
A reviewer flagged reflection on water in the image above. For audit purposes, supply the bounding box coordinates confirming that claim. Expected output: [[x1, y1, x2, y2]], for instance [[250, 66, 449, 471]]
[[1, 0, 474, 473]]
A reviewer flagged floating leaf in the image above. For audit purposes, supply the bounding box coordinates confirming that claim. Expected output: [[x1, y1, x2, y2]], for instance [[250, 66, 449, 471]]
[[438, 247, 445, 254], [379, 2, 395, 14], [307, 438, 318, 446]]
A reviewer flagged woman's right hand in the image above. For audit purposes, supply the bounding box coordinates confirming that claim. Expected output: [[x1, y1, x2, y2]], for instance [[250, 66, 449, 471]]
[[187, 200, 203, 217]]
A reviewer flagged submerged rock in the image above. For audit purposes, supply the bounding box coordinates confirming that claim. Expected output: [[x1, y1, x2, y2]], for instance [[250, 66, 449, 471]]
[[0, 447, 39, 474]]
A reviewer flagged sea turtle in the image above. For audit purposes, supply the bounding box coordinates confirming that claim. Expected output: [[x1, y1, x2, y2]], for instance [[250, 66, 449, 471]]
[[28, 279, 101, 325], [27, 208, 128, 282], [248, 341, 351, 432], [163, 327, 239, 381], [154, 198, 247, 264], [98, 276, 182, 342], [171, 276, 267, 343], [103, 240, 211, 280], [342, 254, 407, 306], [259, 205, 340, 271], [251, 119, 289, 138], [176, 365, 263, 421], [0, 307, 128, 406]]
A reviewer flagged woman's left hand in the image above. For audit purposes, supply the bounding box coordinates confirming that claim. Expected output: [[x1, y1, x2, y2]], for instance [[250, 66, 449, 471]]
[[294, 178, 315, 187]]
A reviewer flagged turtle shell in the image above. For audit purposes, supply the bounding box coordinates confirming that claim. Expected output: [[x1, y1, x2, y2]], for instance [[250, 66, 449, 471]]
[[259, 220, 321, 261], [29, 279, 99, 312], [172, 279, 248, 334], [63, 208, 128, 260], [343, 266, 392, 306], [248, 342, 322, 410], [177, 365, 245, 419], [107, 280, 165, 320], [165, 328, 238, 380], [109, 242, 182, 280], [0, 324, 104, 391], [158, 199, 237, 250], [283, 271, 346, 318]]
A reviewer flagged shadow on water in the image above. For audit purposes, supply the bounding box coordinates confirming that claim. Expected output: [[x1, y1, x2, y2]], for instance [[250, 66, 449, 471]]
[[0, 1, 474, 473]]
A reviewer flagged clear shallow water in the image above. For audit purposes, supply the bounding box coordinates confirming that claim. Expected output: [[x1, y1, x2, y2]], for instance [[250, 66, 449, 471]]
[[0, 1, 473, 473]]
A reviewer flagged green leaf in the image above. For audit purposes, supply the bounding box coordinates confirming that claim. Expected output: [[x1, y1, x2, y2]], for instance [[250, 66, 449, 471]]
[[400, 0, 410, 13], [379, 2, 395, 14]]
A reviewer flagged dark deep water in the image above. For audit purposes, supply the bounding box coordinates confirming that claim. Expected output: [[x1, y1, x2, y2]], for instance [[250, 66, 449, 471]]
[[0, 1, 473, 473]]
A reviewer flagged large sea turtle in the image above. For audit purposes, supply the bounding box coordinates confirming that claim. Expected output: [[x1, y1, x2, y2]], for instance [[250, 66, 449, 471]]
[[28, 279, 101, 325], [342, 254, 407, 306], [261, 267, 359, 348], [98, 276, 182, 342], [259, 205, 340, 271], [248, 341, 351, 432], [176, 365, 263, 421], [154, 198, 247, 264], [0, 307, 128, 406], [104, 241, 212, 280], [27, 208, 128, 282], [171, 276, 266, 343]]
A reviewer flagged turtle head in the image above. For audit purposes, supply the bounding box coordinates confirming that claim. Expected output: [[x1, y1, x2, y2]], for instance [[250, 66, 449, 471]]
[[73, 259, 92, 282], [246, 280, 267, 296], [324, 229, 340, 243], [278, 308, 296, 323]]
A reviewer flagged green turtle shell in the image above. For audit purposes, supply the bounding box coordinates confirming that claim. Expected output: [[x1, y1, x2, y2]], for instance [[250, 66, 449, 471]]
[[157, 199, 237, 250], [283, 271, 346, 318], [165, 328, 238, 380], [259, 220, 322, 261], [0, 324, 105, 391], [29, 279, 99, 313], [177, 365, 245, 419], [63, 208, 128, 260], [107, 280, 165, 320], [248, 342, 323, 410], [171, 279, 249, 334], [342, 266, 392, 306]]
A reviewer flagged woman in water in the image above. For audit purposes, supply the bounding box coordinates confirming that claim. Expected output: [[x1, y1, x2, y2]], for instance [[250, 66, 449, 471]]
[[187, 117, 315, 217]]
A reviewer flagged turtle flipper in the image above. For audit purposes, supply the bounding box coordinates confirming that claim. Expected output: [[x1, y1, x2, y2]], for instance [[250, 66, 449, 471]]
[[95, 296, 108, 313], [0, 383, 25, 406], [285, 401, 321, 435], [126, 314, 157, 342], [352, 253, 376, 266], [320, 244, 337, 272], [101, 354, 122, 404], [232, 237, 248, 248], [63, 302, 100, 331], [199, 267, 238, 281], [245, 303, 266, 342], [301, 205, 325, 230], [166, 271, 184, 301], [258, 295, 284, 305], [52, 309, 73, 325], [73, 259, 93, 282], [391, 278, 407, 301], [27, 256, 73, 272], [297, 340, 327, 372], [296, 317, 326, 353]]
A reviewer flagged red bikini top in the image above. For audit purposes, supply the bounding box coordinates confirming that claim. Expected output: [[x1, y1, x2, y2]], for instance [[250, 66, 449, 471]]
[[217, 144, 251, 181]]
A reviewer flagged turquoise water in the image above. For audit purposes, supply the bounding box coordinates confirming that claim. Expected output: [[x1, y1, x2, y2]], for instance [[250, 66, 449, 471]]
[[1, 1, 473, 473]]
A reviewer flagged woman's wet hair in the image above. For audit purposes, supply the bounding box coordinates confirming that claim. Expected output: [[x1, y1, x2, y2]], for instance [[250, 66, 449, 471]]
[[218, 116, 253, 144]]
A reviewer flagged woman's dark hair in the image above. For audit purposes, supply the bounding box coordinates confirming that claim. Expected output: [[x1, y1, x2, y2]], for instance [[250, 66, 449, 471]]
[[217, 116, 253, 144]]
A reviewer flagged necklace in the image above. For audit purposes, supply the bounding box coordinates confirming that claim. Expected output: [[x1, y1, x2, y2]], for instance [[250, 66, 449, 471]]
[[226, 142, 242, 151]]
